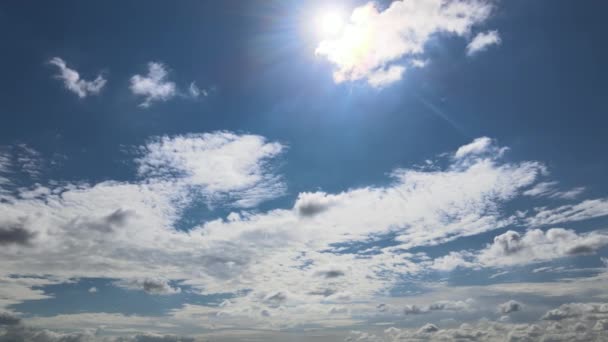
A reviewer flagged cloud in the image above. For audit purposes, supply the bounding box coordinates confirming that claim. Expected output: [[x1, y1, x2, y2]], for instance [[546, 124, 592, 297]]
[[0, 221, 35, 246], [523, 181, 585, 200], [499, 300, 523, 314], [349, 302, 608, 341], [316, 0, 494, 86], [542, 303, 608, 321], [293, 192, 340, 217], [436, 228, 608, 270], [0, 321, 197, 342], [115, 278, 181, 295], [130, 62, 177, 107], [88, 287, 97, 294], [3, 134, 608, 335], [403, 299, 475, 315], [0, 312, 20, 326], [453, 136, 506, 159], [466, 30, 501, 56], [136, 132, 285, 207], [48, 57, 106, 98], [527, 199, 608, 226], [188, 82, 207, 99]]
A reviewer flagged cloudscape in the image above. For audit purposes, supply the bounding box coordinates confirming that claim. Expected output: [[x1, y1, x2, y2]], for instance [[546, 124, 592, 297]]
[[1, 1, 608, 341]]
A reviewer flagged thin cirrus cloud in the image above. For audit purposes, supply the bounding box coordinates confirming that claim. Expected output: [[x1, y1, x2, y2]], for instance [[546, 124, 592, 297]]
[[315, 0, 496, 87], [48, 57, 106, 98]]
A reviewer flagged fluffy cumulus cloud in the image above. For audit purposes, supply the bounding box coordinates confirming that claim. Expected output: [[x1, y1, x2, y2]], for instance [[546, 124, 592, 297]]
[[316, 0, 495, 87], [2, 133, 608, 338], [130, 62, 177, 107], [432, 228, 608, 270], [466, 30, 502, 56], [49, 57, 106, 98]]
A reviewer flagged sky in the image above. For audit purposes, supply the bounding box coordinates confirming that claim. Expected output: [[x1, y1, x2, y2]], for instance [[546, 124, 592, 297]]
[[1, 1, 608, 341]]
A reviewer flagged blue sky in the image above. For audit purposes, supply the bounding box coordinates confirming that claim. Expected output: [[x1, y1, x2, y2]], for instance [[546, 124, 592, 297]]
[[1, 1, 608, 341]]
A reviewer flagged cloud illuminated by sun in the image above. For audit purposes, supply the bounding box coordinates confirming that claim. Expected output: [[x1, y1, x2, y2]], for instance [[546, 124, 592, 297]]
[[316, 10, 345, 37], [315, 0, 495, 87]]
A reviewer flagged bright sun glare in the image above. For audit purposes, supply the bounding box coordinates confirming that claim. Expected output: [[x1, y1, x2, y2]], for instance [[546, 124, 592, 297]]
[[317, 10, 344, 36]]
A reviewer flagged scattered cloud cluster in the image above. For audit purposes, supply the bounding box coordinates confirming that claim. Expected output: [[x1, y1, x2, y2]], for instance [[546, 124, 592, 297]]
[[48, 58, 209, 107], [49, 57, 106, 98], [347, 302, 608, 341], [1, 135, 608, 338], [316, 0, 497, 87]]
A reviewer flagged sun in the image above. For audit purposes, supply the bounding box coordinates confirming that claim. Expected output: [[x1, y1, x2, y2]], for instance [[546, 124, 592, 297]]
[[317, 10, 345, 37]]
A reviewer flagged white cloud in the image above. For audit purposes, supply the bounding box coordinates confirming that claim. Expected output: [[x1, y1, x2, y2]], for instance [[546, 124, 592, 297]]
[[367, 65, 406, 88], [523, 181, 585, 200], [136, 132, 285, 207], [453, 136, 506, 159], [115, 278, 181, 295], [527, 199, 608, 226], [130, 62, 177, 107], [433, 228, 608, 270], [403, 299, 476, 315], [316, 0, 494, 86], [188, 82, 207, 98], [48, 57, 106, 98], [3, 134, 608, 336], [466, 30, 501, 56], [88, 287, 97, 294]]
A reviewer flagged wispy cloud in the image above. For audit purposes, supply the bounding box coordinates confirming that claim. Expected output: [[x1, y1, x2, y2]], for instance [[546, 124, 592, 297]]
[[48, 57, 106, 98], [467, 30, 502, 56]]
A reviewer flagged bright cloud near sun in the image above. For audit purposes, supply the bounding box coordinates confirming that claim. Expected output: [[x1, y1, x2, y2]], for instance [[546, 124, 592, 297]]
[[315, 0, 495, 87]]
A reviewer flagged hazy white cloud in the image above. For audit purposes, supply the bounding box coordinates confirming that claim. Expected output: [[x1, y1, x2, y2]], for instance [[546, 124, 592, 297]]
[[524, 181, 585, 200], [367, 65, 406, 88], [49, 57, 106, 98], [316, 0, 493, 86], [88, 287, 97, 294], [466, 30, 501, 56], [188, 82, 207, 98], [527, 199, 608, 226], [130, 62, 177, 107]]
